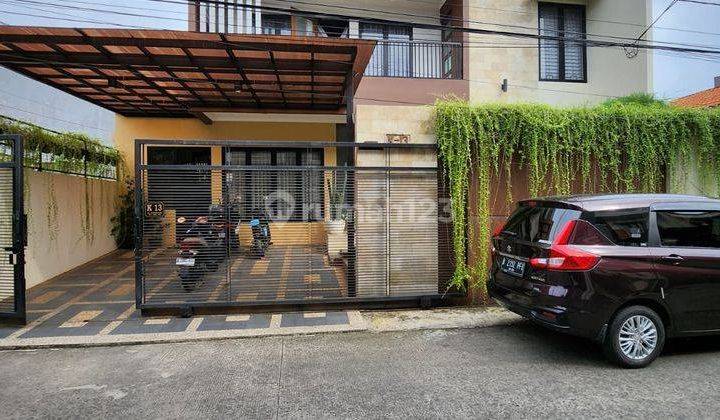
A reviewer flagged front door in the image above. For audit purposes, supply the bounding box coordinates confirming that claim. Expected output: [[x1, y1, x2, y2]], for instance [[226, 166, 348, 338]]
[[651, 204, 720, 333], [0, 134, 25, 323]]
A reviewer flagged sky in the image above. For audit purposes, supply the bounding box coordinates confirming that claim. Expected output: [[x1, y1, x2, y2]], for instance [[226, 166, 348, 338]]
[[0, 0, 719, 140], [651, 0, 720, 99]]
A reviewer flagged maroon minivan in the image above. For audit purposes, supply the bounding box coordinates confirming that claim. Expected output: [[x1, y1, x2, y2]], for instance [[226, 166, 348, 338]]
[[488, 194, 720, 368]]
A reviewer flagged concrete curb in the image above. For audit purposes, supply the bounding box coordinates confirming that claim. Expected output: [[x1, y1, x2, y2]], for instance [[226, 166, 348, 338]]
[[0, 308, 521, 350], [365, 306, 522, 333]]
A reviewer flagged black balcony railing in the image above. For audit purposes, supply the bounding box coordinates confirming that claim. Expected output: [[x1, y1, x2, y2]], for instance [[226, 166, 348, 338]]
[[191, 1, 464, 80], [364, 40, 462, 79]]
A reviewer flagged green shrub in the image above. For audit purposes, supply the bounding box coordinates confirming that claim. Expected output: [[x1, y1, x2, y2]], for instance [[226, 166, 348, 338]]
[[111, 178, 135, 249]]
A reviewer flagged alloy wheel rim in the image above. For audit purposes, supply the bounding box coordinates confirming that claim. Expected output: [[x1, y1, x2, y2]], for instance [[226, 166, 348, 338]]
[[618, 315, 658, 360]]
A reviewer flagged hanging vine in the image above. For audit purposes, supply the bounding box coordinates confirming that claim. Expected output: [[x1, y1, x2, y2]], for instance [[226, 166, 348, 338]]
[[46, 174, 59, 245], [436, 99, 720, 299], [80, 177, 95, 244]]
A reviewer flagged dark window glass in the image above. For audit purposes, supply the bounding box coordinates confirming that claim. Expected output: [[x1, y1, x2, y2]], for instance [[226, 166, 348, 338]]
[[569, 220, 613, 246], [657, 211, 720, 248], [261, 13, 291, 35], [316, 19, 349, 38], [147, 147, 210, 165], [503, 206, 581, 243], [539, 3, 586, 82], [146, 147, 212, 216], [588, 209, 648, 247], [360, 23, 412, 77], [224, 149, 324, 221]]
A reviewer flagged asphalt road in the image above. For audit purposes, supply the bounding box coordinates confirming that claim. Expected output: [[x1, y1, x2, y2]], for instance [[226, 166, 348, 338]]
[[3, 320, 720, 419]]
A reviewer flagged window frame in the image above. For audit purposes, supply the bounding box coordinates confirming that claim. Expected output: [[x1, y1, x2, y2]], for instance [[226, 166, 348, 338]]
[[538, 2, 588, 83], [260, 12, 292, 36], [583, 208, 650, 247], [650, 207, 720, 249], [359, 22, 414, 78], [223, 148, 325, 222]]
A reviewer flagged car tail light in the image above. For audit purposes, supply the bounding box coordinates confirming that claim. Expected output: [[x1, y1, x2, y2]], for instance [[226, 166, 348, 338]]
[[530, 220, 601, 271], [492, 224, 503, 238]]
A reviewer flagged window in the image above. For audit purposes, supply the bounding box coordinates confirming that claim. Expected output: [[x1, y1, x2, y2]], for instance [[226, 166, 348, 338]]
[[146, 147, 212, 216], [538, 3, 586, 82], [587, 209, 648, 247], [261, 13, 291, 36], [360, 23, 412, 77], [316, 19, 349, 38], [224, 149, 324, 222], [657, 211, 720, 248], [503, 206, 581, 243]]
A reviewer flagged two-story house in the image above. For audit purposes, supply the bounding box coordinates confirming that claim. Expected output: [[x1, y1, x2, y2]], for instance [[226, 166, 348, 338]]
[[0, 0, 652, 314]]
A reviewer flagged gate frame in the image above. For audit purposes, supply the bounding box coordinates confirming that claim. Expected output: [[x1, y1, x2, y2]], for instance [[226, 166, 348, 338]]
[[0, 134, 26, 324], [133, 138, 460, 314]]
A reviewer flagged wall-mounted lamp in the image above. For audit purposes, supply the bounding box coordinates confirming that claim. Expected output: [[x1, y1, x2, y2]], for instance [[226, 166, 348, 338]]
[[501, 78, 508, 93]]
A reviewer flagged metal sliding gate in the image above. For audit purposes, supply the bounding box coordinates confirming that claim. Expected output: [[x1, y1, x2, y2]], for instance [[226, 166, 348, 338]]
[[0, 135, 25, 323], [135, 141, 452, 310]]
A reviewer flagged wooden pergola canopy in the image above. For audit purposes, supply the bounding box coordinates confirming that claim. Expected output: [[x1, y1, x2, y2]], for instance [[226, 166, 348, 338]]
[[0, 26, 376, 118]]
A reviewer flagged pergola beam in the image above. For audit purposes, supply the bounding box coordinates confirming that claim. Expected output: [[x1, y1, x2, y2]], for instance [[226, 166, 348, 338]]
[[0, 27, 375, 117]]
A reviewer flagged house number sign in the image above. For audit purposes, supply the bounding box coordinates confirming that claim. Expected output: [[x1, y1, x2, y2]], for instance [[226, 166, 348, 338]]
[[145, 202, 165, 217]]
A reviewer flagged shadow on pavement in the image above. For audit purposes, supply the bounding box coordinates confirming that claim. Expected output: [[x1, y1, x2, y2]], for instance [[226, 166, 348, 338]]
[[500, 318, 720, 365], [664, 335, 720, 356]]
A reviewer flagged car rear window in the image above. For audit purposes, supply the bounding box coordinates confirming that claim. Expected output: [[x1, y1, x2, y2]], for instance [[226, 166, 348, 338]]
[[586, 209, 649, 247], [502, 205, 581, 243]]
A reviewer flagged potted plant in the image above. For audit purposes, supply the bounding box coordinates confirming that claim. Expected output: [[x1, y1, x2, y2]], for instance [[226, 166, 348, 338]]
[[325, 170, 348, 260]]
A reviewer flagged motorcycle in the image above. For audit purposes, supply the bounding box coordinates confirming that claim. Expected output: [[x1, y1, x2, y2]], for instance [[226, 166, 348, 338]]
[[175, 205, 232, 292], [248, 207, 272, 258]]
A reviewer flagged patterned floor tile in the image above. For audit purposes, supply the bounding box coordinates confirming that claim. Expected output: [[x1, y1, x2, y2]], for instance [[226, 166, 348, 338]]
[[20, 303, 134, 338]]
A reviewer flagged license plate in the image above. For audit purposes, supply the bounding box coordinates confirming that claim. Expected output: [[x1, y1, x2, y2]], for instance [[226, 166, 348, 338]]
[[500, 256, 526, 277], [176, 257, 195, 267]]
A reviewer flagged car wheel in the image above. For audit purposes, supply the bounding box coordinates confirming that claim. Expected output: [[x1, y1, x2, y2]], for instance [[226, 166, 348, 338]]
[[603, 305, 665, 368]]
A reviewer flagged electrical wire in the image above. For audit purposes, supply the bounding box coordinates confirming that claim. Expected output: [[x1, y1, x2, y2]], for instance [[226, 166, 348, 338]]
[[0, 49, 635, 102], [0, 84, 111, 130], [137, 0, 720, 51], [48, 0, 720, 38], [8, 0, 720, 54], [0, 102, 111, 132], [623, 0, 679, 58], [678, 0, 720, 5], [2, 1, 718, 103], [4, 1, 720, 72], [638, 0, 679, 41]]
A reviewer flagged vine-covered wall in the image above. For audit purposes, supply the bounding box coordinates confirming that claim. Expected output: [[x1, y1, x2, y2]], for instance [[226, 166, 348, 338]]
[[0, 117, 122, 288], [25, 171, 117, 289], [435, 100, 720, 301], [0, 116, 121, 179]]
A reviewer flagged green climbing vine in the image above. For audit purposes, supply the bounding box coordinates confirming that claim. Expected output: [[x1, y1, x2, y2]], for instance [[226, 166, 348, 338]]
[[46, 175, 59, 245], [0, 116, 124, 246], [0, 116, 120, 178], [436, 99, 720, 299]]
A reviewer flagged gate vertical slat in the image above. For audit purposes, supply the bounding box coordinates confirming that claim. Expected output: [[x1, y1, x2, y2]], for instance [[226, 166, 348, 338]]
[[0, 134, 26, 323], [134, 140, 144, 310]]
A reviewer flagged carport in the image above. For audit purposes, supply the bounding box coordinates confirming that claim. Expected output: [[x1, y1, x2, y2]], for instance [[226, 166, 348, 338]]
[[0, 26, 455, 317]]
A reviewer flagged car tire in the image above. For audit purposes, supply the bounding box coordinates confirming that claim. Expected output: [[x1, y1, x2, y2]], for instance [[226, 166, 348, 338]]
[[603, 305, 665, 368]]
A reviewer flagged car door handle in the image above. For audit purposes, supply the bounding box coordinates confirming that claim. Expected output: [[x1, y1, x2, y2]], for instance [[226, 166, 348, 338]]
[[661, 254, 684, 264]]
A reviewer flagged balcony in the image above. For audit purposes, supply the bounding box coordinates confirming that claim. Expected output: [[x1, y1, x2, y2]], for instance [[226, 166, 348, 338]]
[[364, 40, 462, 79], [190, 2, 464, 80]]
